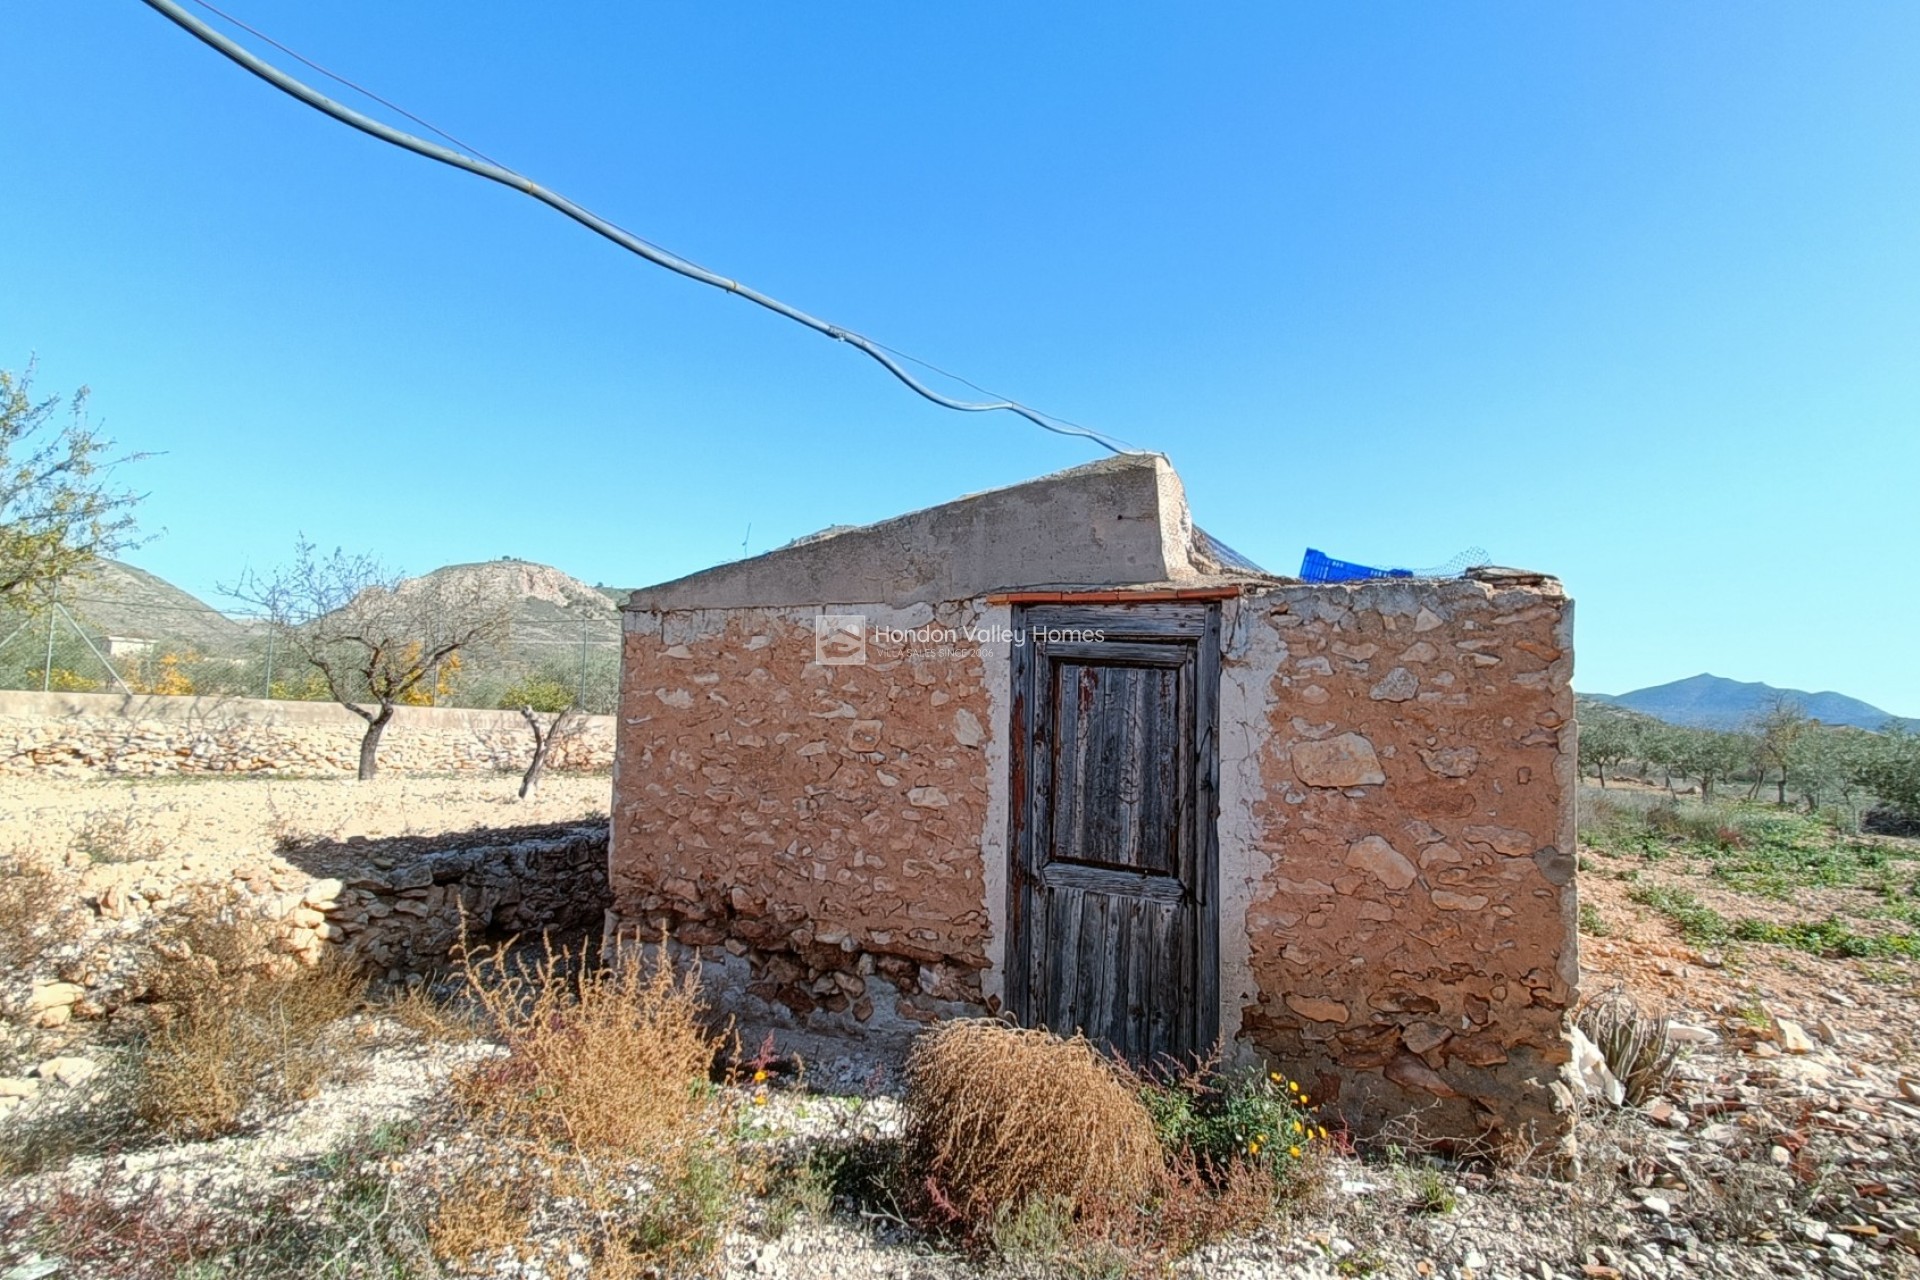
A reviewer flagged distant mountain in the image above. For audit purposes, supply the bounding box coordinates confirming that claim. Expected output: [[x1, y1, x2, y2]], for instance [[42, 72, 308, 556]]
[[402, 559, 619, 647], [1592, 673, 1917, 733], [55, 559, 249, 649]]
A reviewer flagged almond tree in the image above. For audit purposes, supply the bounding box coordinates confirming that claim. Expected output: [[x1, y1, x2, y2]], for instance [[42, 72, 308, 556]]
[[236, 539, 512, 780], [1, 362, 144, 605]]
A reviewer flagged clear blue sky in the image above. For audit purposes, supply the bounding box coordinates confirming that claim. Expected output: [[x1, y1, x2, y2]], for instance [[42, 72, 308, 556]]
[[4, 3, 1916, 713]]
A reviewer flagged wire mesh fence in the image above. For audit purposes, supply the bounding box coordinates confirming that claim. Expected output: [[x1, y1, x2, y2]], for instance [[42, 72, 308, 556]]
[[0, 591, 623, 713]]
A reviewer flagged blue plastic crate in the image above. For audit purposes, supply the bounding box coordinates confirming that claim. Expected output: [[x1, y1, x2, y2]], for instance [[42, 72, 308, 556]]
[[1298, 548, 1415, 583]]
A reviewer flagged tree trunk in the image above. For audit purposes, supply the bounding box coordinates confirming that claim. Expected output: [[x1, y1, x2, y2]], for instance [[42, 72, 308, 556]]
[[1777, 773, 1788, 806], [357, 706, 394, 781], [519, 704, 585, 799]]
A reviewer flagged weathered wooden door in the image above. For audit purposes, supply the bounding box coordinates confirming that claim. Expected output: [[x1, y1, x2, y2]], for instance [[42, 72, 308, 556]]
[[1007, 602, 1221, 1067]]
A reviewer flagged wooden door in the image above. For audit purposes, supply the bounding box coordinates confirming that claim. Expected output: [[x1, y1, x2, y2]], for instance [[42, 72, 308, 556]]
[[1007, 602, 1221, 1067]]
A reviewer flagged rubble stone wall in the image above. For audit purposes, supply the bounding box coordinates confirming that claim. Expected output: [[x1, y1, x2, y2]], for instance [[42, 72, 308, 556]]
[[609, 605, 999, 1048], [21, 822, 613, 1031], [1224, 576, 1578, 1141], [0, 690, 614, 778]]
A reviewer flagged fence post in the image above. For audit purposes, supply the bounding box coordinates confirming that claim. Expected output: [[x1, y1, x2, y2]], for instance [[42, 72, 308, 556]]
[[41, 585, 58, 692], [263, 628, 275, 700], [578, 616, 589, 707]]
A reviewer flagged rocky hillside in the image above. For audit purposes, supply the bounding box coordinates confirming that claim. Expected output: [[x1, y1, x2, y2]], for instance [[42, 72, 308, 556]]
[[400, 559, 620, 648], [50, 560, 248, 650]]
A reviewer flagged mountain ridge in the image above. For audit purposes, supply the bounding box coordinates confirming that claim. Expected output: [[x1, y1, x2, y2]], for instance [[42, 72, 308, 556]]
[[1591, 673, 1917, 733]]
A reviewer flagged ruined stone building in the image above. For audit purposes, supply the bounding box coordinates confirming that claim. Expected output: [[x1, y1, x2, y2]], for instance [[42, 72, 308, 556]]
[[610, 454, 1579, 1139]]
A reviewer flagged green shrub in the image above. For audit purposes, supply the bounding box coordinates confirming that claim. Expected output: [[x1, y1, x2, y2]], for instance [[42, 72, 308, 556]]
[[1139, 1066, 1327, 1178]]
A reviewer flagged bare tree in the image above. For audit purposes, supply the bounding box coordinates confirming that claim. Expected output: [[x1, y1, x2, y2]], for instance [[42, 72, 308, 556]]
[[1, 361, 145, 605], [234, 539, 512, 780], [516, 702, 588, 799]]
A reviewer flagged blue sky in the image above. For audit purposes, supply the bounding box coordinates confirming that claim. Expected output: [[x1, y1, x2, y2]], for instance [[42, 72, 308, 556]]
[[4, 3, 1916, 712]]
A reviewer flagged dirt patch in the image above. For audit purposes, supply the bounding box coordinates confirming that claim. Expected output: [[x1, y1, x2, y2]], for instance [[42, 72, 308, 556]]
[[0, 772, 612, 867]]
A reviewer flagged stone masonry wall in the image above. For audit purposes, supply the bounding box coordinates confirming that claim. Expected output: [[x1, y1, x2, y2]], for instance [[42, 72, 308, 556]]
[[1227, 574, 1578, 1143], [610, 605, 997, 1048], [19, 822, 611, 1033], [0, 691, 613, 778]]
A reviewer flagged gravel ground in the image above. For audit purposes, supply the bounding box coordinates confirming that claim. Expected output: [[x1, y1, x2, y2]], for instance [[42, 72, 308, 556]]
[[3, 775, 1920, 1278]]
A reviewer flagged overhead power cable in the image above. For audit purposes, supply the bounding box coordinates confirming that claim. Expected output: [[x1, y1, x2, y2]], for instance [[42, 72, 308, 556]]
[[137, 0, 1133, 455]]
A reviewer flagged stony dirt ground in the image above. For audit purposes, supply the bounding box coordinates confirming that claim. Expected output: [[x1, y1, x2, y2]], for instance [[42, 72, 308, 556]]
[[2, 775, 1918, 1279], [0, 771, 613, 866]]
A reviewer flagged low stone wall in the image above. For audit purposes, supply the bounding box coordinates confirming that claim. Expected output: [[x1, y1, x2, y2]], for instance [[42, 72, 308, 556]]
[[21, 821, 614, 1030], [323, 822, 612, 977], [0, 690, 613, 778]]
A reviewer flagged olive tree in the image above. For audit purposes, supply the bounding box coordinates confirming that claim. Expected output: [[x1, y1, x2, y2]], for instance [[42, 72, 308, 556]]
[[236, 539, 512, 780], [1577, 710, 1640, 787], [1863, 726, 1920, 820], [1748, 693, 1810, 805], [1, 362, 144, 605], [1672, 727, 1748, 802]]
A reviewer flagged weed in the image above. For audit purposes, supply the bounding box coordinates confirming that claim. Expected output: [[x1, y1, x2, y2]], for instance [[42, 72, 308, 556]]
[[904, 1020, 1163, 1233], [456, 936, 718, 1159], [1410, 1166, 1457, 1214], [1628, 884, 1730, 944], [0, 851, 82, 970], [1576, 993, 1678, 1106], [379, 978, 478, 1041], [1732, 996, 1772, 1030], [428, 936, 742, 1278], [135, 888, 365, 1139], [0, 1048, 144, 1177], [1139, 1064, 1328, 1182], [67, 803, 168, 864], [1578, 902, 1611, 937], [1728, 916, 1919, 959]]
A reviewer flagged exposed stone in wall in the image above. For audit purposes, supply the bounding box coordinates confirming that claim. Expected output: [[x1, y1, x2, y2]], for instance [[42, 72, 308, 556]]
[[1234, 575, 1578, 1144], [26, 822, 613, 1031], [0, 691, 613, 778], [317, 823, 611, 976], [609, 606, 996, 1044]]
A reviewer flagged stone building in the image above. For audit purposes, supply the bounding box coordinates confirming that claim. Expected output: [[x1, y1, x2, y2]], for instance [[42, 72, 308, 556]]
[[610, 454, 1579, 1140]]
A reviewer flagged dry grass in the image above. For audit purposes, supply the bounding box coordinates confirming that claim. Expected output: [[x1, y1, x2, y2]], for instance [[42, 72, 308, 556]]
[[135, 887, 366, 1139], [455, 936, 718, 1158], [426, 937, 741, 1278], [905, 1019, 1164, 1232], [68, 801, 170, 864], [378, 978, 480, 1042], [0, 849, 83, 970]]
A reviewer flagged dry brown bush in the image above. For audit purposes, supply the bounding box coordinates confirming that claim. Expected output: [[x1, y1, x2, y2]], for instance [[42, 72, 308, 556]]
[[136, 888, 365, 1139], [0, 850, 82, 970], [905, 1019, 1163, 1231], [428, 938, 741, 1277], [378, 978, 479, 1041], [456, 937, 718, 1157]]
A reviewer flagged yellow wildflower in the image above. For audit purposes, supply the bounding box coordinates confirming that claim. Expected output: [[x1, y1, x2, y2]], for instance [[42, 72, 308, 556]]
[[1289, 1145, 1301, 1158], [752, 1068, 769, 1084]]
